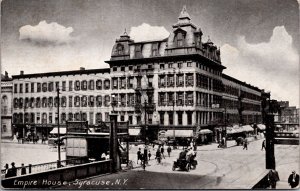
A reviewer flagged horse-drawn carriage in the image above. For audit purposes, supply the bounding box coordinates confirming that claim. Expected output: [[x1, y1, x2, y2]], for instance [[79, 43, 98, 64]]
[[172, 151, 197, 172]]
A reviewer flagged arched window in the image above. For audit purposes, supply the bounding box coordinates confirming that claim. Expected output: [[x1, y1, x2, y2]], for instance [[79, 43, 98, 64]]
[[88, 96, 95, 107], [36, 97, 41, 108], [81, 96, 87, 107], [176, 32, 183, 47], [104, 79, 110, 90], [19, 98, 23, 109], [74, 96, 80, 107], [116, 44, 124, 55], [61, 113, 66, 123], [68, 113, 73, 121], [13, 113, 18, 123], [42, 97, 47, 108], [25, 98, 29, 108], [104, 95, 110, 107], [30, 97, 35, 108], [42, 113, 47, 124], [61, 96, 67, 107], [48, 97, 53, 107], [30, 113, 35, 123], [13, 98, 18, 109], [24, 113, 29, 123], [75, 113, 81, 121], [81, 80, 87, 90], [89, 80, 95, 90], [96, 95, 102, 107], [96, 80, 102, 90]]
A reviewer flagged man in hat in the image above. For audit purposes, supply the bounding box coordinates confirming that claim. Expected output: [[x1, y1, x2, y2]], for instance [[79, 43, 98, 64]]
[[268, 169, 280, 189], [288, 171, 299, 188]]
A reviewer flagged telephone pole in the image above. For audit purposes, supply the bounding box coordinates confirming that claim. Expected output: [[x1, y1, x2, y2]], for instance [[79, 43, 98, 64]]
[[57, 88, 61, 168]]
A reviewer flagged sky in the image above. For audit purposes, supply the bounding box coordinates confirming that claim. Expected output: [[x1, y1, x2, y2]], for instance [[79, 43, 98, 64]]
[[1, 0, 299, 107]]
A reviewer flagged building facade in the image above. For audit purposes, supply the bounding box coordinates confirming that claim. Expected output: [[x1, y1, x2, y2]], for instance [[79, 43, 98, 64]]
[[1, 72, 13, 138], [8, 6, 264, 140]]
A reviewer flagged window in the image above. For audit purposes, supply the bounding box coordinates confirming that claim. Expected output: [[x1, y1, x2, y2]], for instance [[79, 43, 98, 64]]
[[1, 96, 8, 114], [14, 84, 18, 93], [159, 75, 165, 87], [48, 82, 53, 92], [81, 96, 87, 107], [81, 80, 87, 90], [82, 112, 87, 121], [96, 80, 102, 90], [42, 97, 47, 107], [42, 83, 47, 92], [88, 96, 95, 107], [49, 113, 53, 124], [19, 84, 23, 93], [159, 93, 166, 106], [104, 95, 110, 107], [61, 96, 67, 107], [187, 62, 192, 67], [116, 44, 124, 55], [62, 81, 66, 91], [148, 64, 153, 69], [74, 96, 80, 107], [120, 115, 125, 122], [186, 74, 194, 87], [160, 112, 164, 125], [168, 112, 173, 125], [19, 98, 23, 108], [113, 67, 117, 71], [89, 80, 94, 90], [37, 83, 41, 92], [167, 92, 175, 106], [137, 77, 141, 88], [148, 76, 153, 88], [120, 78, 126, 89], [31, 83, 34, 93], [75, 81, 80, 91], [167, 75, 174, 87], [25, 98, 29, 108], [42, 113, 47, 124], [30, 97, 35, 108], [129, 66, 133, 71], [176, 32, 184, 47], [177, 92, 184, 106], [96, 113, 102, 124], [177, 75, 184, 87], [160, 64, 165, 69], [96, 95, 102, 107], [61, 113, 66, 124], [104, 79, 110, 90], [178, 112, 183, 125], [128, 77, 134, 89], [69, 81, 73, 91], [53, 82, 58, 90], [129, 116, 133, 124], [186, 92, 194, 106], [168, 63, 173, 68], [112, 78, 118, 89], [25, 83, 29, 93], [127, 94, 134, 106], [121, 66, 125, 71], [187, 112, 193, 125], [75, 113, 80, 121], [105, 112, 109, 122], [178, 62, 182, 69], [13, 98, 18, 108], [69, 96, 72, 107], [120, 94, 126, 107], [68, 113, 73, 121]]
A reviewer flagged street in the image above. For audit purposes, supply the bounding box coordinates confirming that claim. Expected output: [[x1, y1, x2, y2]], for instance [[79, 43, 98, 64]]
[[57, 138, 299, 189]]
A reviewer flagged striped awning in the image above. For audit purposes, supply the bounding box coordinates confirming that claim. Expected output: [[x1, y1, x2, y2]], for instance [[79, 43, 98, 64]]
[[241, 125, 254, 132], [199, 129, 213, 134]]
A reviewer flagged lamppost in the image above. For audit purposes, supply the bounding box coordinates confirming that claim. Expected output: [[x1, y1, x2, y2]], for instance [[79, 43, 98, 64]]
[[56, 88, 61, 168]]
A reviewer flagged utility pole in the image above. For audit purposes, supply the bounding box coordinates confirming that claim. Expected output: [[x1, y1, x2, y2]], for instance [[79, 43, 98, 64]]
[[57, 88, 61, 168]]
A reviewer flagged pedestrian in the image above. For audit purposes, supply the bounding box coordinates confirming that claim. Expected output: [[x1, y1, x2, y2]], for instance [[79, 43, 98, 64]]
[[288, 171, 299, 188], [261, 139, 266, 151], [268, 169, 280, 189], [6, 162, 17, 178], [243, 139, 248, 150], [42, 134, 46, 144], [167, 146, 172, 157], [155, 149, 161, 164], [4, 164, 9, 178], [148, 150, 151, 160], [137, 148, 141, 164], [160, 146, 165, 159], [21, 163, 26, 175]]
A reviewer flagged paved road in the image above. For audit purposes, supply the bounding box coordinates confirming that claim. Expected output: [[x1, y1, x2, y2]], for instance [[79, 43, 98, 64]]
[[59, 139, 299, 189]]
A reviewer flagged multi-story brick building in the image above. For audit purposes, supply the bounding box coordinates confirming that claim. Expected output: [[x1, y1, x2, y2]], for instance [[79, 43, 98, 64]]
[[9, 6, 264, 141], [1, 72, 13, 138]]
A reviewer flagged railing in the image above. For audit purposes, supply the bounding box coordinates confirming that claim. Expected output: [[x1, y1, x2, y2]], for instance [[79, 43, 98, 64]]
[[1, 158, 88, 177]]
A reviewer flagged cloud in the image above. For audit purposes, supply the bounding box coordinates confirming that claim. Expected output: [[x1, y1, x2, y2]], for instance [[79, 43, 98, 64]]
[[221, 26, 299, 106], [19, 21, 75, 46], [129, 23, 170, 42]]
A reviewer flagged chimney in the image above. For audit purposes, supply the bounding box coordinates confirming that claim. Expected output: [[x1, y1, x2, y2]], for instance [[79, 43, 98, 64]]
[[80, 67, 85, 71], [20, 71, 24, 75]]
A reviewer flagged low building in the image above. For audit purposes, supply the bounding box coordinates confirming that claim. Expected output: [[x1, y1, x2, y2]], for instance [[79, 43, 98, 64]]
[[1, 71, 13, 138]]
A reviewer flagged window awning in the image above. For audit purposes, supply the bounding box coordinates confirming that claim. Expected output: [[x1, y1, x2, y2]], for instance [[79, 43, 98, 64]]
[[50, 127, 66, 134], [241, 125, 254, 132], [199, 129, 213, 134], [257, 124, 266, 130], [165, 130, 193, 137], [129, 128, 141, 136], [226, 127, 238, 134]]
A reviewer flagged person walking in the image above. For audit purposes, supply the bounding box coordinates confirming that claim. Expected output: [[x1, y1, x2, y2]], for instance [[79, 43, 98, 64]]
[[288, 171, 299, 188], [4, 164, 9, 178], [155, 149, 162, 164], [137, 148, 141, 164], [268, 169, 280, 189], [160, 146, 165, 159], [148, 150, 151, 160], [167, 146, 172, 157], [7, 162, 17, 178], [261, 139, 266, 151], [243, 139, 248, 150], [21, 163, 26, 175]]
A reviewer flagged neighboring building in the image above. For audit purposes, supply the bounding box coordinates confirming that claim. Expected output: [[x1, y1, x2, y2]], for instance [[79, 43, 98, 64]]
[[1, 71, 13, 138], [12, 68, 111, 138], [275, 101, 299, 131], [10, 6, 264, 141]]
